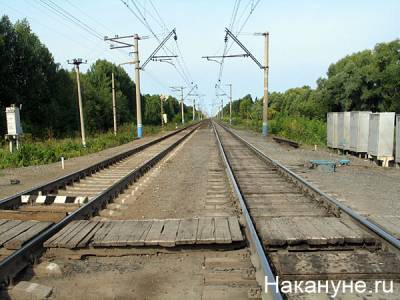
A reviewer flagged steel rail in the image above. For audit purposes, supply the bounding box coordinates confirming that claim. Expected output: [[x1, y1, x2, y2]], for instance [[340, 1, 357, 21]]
[[212, 121, 283, 300], [0, 123, 201, 286], [0, 122, 198, 210], [216, 121, 400, 250]]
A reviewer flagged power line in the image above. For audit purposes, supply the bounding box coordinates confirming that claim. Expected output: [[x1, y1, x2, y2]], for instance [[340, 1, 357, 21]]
[[121, 0, 195, 87], [64, 0, 114, 34], [39, 0, 104, 41]]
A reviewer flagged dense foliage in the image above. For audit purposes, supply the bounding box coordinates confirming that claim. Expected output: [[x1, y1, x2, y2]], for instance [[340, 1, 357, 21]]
[[0, 16, 193, 139], [0, 122, 184, 169]]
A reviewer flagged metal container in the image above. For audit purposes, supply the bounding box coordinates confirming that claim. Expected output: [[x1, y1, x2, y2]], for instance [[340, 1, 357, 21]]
[[368, 112, 395, 157], [5, 105, 23, 135], [327, 112, 339, 148], [350, 111, 371, 153], [396, 115, 400, 163], [338, 112, 351, 150]]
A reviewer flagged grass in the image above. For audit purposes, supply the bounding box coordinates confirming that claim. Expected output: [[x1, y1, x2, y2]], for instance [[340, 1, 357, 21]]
[[0, 122, 185, 169], [227, 114, 327, 146]]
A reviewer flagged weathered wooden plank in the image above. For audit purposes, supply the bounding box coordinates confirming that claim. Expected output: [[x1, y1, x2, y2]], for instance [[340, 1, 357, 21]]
[[0, 221, 38, 246], [65, 221, 99, 249], [0, 220, 9, 227], [54, 220, 89, 248], [144, 220, 165, 246], [227, 217, 243, 242], [97, 220, 125, 247], [214, 217, 231, 244], [258, 218, 286, 246], [5, 221, 52, 250], [323, 218, 363, 244], [341, 220, 376, 244], [0, 220, 22, 236], [44, 221, 82, 247], [272, 218, 305, 245], [158, 219, 180, 247], [196, 217, 215, 244], [77, 222, 104, 248], [125, 220, 152, 246], [293, 217, 327, 245], [308, 218, 344, 245], [92, 221, 116, 245], [176, 218, 199, 245], [250, 208, 326, 217], [270, 251, 400, 280]]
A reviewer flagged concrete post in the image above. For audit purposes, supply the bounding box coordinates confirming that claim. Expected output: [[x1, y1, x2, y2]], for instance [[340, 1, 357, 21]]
[[112, 72, 117, 136], [134, 34, 143, 138], [262, 32, 269, 137]]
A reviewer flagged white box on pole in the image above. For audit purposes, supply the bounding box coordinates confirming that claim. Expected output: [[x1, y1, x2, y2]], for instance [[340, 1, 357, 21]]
[[6, 105, 23, 135]]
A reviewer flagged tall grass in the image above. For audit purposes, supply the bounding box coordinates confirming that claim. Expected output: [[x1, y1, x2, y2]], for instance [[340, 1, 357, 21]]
[[0, 122, 181, 169], [228, 114, 326, 146]]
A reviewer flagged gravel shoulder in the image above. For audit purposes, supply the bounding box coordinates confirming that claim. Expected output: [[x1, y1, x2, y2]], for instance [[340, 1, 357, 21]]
[[231, 127, 400, 219], [0, 129, 176, 199]]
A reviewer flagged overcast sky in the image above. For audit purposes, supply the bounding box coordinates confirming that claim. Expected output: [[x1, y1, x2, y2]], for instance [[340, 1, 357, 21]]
[[2, 0, 399, 115]]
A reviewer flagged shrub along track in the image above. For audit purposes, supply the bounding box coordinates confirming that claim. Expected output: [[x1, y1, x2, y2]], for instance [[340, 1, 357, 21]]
[[0, 122, 201, 286]]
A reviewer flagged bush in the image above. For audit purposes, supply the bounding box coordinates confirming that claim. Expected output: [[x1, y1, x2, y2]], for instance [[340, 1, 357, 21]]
[[229, 113, 326, 146], [0, 122, 181, 169]]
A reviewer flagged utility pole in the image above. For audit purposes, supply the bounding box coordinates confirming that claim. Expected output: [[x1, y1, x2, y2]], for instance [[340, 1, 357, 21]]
[[170, 86, 185, 125], [221, 99, 224, 119], [105, 29, 177, 139], [160, 94, 168, 127], [133, 34, 143, 138], [192, 98, 196, 121], [262, 32, 269, 136], [180, 88, 184, 125], [202, 28, 269, 135], [226, 83, 232, 125], [68, 58, 87, 147], [111, 71, 117, 136]]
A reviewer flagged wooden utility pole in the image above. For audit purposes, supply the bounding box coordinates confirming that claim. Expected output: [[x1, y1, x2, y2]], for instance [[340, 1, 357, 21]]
[[68, 58, 87, 147], [111, 71, 117, 136], [262, 32, 269, 136]]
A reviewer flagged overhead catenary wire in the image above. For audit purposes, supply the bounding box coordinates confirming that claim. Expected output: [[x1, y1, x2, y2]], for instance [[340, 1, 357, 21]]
[[120, 0, 195, 88], [214, 0, 261, 90]]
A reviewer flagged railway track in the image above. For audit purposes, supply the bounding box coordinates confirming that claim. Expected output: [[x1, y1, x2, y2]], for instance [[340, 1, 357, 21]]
[[0, 122, 201, 286], [1, 121, 265, 299], [1, 120, 399, 299], [213, 121, 400, 299]]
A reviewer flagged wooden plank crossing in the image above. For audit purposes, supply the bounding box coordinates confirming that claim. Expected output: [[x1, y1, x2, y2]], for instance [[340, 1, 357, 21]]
[[270, 251, 400, 280], [258, 217, 376, 247], [0, 219, 52, 250], [45, 217, 243, 249]]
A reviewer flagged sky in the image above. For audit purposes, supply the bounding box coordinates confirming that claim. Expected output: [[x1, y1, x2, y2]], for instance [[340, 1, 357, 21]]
[[1, 0, 400, 116]]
